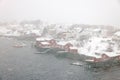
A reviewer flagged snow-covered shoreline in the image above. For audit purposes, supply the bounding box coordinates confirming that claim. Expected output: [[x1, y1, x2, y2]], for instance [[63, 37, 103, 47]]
[[1, 20, 120, 63]]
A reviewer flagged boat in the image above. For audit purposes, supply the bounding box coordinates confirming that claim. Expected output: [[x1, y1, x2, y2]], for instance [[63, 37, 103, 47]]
[[57, 51, 69, 53], [71, 62, 84, 66], [34, 52, 46, 54]]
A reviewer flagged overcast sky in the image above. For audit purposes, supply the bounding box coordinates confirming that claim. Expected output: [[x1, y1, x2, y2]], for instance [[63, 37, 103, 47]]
[[0, 0, 120, 26]]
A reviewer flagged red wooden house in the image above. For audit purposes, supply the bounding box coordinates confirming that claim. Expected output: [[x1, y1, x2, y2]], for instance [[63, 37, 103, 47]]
[[63, 43, 73, 52]]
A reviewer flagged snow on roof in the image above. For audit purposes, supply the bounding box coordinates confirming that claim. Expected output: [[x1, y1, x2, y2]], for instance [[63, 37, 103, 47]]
[[36, 37, 52, 41], [102, 52, 120, 57], [94, 51, 120, 58], [57, 40, 78, 46], [57, 41, 68, 45], [41, 42, 49, 45], [69, 46, 78, 49], [56, 40, 77, 46]]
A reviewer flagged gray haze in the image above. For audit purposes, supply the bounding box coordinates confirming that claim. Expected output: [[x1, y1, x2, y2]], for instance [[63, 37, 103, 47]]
[[0, 0, 120, 26]]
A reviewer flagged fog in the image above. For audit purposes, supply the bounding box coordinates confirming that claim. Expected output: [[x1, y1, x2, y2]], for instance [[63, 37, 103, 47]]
[[1, 1, 120, 80], [0, 0, 120, 26]]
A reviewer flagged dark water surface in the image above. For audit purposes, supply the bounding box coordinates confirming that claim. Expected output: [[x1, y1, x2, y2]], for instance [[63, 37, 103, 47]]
[[0, 37, 119, 80]]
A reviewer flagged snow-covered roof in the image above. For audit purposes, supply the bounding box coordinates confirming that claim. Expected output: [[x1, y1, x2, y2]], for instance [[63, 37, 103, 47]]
[[69, 46, 78, 49], [104, 52, 120, 57], [57, 41, 68, 45], [41, 42, 49, 45], [94, 50, 119, 57], [36, 37, 52, 41]]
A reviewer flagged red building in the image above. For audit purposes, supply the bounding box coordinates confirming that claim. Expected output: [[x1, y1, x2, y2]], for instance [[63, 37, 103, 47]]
[[63, 43, 73, 52]]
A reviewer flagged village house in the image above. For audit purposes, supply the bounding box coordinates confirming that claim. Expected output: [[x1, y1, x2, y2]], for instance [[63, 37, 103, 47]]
[[82, 37, 120, 63]]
